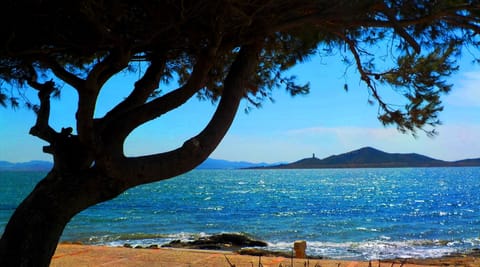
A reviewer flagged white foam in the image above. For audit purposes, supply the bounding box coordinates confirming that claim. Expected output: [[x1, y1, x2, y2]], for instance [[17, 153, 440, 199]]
[[266, 239, 461, 260]]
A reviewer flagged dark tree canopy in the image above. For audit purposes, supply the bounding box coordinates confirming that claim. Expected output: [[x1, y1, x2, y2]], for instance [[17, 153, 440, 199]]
[[1, 1, 479, 136], [1, 1, 480, 266]]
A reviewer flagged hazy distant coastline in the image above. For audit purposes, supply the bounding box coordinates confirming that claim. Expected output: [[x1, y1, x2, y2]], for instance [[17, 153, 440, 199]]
[[0, 160, 53, 171], [2, 147, 479, 171]]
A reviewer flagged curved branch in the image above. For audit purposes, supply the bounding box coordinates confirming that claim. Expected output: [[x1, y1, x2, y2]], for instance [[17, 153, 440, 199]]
[[447, 14, 480, 33], [25, 66, 58, 143], [103, 54, 166, 121], [101, 46, 221, 152], [40, 56, 84, 90], [378, 2, 421, 54], [103, 42, 262, 188], [76, 47, 131, 147], [272, 4, 478, 36], [337, 31, 391, 114], [86, 47, 132, 88]]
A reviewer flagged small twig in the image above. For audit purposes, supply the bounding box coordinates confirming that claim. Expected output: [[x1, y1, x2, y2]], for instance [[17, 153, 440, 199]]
[[224, 255, 235, 267]]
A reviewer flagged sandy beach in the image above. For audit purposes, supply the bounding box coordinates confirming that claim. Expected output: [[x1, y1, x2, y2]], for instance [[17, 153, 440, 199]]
[[51, 244, 479, 267]]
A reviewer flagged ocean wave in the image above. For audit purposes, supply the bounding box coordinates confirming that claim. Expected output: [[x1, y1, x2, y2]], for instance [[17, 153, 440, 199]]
[[75, 232, 210, 247], [65, 229, 480, 260], [266, 238, 476, 260], [355, 227, 380, 232]]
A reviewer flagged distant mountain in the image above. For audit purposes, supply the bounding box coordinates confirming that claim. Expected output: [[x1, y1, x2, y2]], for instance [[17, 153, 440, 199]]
[[3, 148, 479, 171], [196, 158, 279, 169], [452, 158, 480, 166], [254, 147, 480, 169], [0, 158, 276, 171], [0, 160, 53, 171]]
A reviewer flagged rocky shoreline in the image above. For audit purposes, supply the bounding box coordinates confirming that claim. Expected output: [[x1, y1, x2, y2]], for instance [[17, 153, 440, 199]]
[[53, 243, 480, 267], [160, 233, 268, 251], [116, 233, 480, 264]]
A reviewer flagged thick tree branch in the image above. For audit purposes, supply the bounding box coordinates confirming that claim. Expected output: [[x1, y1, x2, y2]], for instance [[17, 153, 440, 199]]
[[102, 54, 166, 122], [76, 47, 131, 147], [25, 66, 58, 143], [101, 46, 221, 152], [447, 14, 480, 33], [40, 56, 85, 90], [102, 43, 261, 187], [118, 57, 207, 131], [378, 2, 421, 54], [273, 4, 479, 36], [105, 36, 224, 122], [86, 47, 132, 88]]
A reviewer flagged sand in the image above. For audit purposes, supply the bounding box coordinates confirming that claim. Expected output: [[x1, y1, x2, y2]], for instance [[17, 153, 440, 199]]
[[50, 244, 479, 267]]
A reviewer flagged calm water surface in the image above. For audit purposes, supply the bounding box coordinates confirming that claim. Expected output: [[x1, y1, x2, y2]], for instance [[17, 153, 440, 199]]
[[1, 168, 479, 260]]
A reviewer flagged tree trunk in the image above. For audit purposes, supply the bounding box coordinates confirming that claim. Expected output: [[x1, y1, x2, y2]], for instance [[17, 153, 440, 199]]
[[0, 169, 124, 267]]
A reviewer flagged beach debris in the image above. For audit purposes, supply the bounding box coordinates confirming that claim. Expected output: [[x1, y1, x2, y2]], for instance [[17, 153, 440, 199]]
[[224, 255, 236, 267], [294, 240, 307, 258]]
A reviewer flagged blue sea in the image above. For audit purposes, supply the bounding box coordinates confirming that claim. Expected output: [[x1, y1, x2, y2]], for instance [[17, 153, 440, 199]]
[[1, 168, 479, 260]]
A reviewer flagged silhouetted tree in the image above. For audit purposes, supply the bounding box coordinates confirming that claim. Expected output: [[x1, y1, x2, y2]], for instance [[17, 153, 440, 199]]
[[1, 1, 479, 265]]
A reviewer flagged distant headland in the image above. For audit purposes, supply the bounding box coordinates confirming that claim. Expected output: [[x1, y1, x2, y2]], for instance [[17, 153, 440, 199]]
[[248, 147, 480, 169]]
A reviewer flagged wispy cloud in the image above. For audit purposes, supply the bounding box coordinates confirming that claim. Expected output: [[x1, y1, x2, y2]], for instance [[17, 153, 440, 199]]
[[446, 71, 480, 107], [287, 126, 398, 138]]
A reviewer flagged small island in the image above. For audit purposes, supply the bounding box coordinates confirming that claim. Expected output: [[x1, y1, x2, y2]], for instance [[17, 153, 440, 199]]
[[249, 147, 480, 169]]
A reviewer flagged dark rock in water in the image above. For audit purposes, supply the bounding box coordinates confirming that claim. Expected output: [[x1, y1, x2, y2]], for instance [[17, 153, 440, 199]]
[[206, 233, 268, 247], [471, 248, 480, 256], [162, 233, 267, 251]]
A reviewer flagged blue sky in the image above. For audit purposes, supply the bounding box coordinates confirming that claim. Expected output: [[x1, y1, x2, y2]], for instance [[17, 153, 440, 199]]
[[1, 52, 480, 163]]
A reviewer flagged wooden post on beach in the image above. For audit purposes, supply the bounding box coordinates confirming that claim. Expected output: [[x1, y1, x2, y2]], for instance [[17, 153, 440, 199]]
[[293, 240, 307, 258]]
